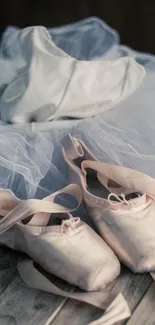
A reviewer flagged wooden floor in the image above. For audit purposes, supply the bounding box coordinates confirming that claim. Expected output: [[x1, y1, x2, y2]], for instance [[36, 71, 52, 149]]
[[0, 246, 154, 325]]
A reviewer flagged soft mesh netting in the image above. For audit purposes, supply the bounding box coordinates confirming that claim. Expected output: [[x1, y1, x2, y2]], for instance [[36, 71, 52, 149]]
[[0, 131, 55, 199], [0, 17, 155, 200]]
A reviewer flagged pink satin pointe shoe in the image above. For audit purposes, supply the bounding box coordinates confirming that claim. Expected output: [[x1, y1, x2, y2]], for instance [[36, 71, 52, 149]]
[[0, 185, 130, 325], [62, 134, 155, 275]]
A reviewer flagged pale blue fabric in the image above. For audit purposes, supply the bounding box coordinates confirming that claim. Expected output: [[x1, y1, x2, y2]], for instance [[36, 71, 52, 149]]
[[0, 17, 119, 199], [103, 44, 155, 70], [0, 17, 119, 60], [0, 18, 155, 204]]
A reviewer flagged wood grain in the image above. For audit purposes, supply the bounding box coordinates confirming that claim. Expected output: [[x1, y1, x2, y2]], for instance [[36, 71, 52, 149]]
[[0, 247, 18, 294], [0, 270, 74, 325], [126, 282, 155, 325], [0, 248, 153, 325], [0, 248, 75, 325], [50, 267, 152, 325]]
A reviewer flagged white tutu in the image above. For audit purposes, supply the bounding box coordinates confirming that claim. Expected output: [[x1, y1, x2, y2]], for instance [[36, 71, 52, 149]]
[[0, 130, 60, 199], [0, 17, 155, 204], [0, 26, 144, 124]]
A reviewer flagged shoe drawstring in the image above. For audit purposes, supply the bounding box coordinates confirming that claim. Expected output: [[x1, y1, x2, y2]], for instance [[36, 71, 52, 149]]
[[108, 193, 133, 206], [61, 217, 79, 235]]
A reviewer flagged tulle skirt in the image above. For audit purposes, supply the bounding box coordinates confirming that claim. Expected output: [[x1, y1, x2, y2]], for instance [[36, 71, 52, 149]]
[[0, 17, 155, 203]]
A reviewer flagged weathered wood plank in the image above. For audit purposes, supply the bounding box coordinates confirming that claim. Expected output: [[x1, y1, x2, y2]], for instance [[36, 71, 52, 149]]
[[126, 282, 155, 325], [50, 267, 152, 325], [0, 248, 75, 325], [0, 247, 153, 325], [111, 267, 152, 313], [0, 247, 18, 294], [0, 269, 74, 325]]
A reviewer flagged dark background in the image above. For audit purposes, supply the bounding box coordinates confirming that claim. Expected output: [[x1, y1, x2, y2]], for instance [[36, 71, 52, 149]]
[[1, 0, 155, 54]]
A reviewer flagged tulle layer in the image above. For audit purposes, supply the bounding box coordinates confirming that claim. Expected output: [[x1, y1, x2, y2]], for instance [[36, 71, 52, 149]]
[[0, 18, 155, 201]]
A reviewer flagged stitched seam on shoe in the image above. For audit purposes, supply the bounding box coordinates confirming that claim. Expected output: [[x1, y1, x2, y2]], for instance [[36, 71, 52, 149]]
[[38, 224, 85, 238], [55, 60, 77, 115], [89, 261, 108, 289]]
